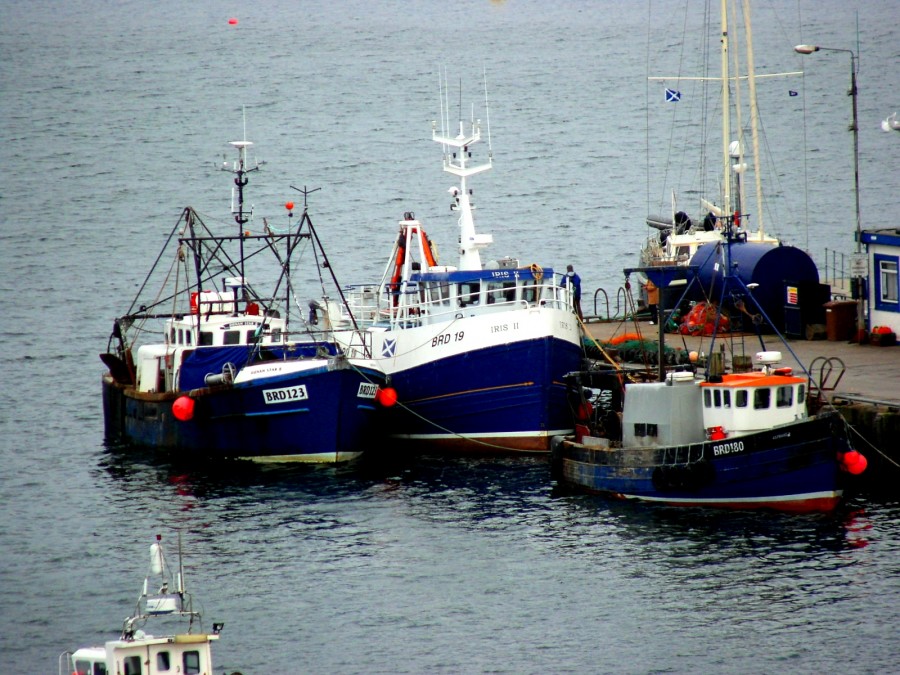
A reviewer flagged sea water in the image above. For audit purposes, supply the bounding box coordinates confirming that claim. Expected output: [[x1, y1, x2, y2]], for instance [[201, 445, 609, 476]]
[[1, 0, 899, 671]]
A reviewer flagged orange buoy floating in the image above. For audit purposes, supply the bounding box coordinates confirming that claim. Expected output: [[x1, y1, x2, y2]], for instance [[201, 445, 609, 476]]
[[172, 396, 195, 422], [228, 17, 238, 25], [285, 201, 294, 211], [842, 450, 868, 475], [376, 387, 398, 407]]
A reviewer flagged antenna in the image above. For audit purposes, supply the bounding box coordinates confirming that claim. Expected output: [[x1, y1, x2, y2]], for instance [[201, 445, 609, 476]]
[[483, 66, 493, 156]]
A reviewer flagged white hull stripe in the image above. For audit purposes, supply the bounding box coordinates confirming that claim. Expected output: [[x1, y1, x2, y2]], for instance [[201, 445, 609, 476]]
[[391, 429, 572, 441], [621, 490, 842, 504]]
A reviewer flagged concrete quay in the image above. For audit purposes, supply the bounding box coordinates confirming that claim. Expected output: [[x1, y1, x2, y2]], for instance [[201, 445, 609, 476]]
[[582, 319, 900, 490]]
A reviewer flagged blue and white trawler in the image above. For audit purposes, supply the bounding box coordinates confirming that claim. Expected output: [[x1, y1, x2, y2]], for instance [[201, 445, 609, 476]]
[[330, 83, 585, 452]]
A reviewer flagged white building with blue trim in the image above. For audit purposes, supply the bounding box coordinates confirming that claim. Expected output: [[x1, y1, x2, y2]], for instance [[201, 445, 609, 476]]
[[861, 228, 900, 334]]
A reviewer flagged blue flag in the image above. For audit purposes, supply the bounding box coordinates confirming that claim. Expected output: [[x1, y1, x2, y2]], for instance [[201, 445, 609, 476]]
[[665, 88, 682, 102]]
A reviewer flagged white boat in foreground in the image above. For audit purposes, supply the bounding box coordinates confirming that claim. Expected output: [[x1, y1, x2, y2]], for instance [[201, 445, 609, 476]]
[[59, 534, 230, 675]]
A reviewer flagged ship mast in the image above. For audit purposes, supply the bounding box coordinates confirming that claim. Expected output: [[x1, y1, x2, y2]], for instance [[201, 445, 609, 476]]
[[433, 75, 494, 271]]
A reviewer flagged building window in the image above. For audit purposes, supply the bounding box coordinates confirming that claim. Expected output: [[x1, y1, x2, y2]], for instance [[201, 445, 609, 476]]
[[875, 254, 899, 312]]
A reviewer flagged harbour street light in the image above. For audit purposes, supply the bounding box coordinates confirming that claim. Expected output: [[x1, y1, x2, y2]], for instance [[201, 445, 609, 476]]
[[794, 43, 866, 340]]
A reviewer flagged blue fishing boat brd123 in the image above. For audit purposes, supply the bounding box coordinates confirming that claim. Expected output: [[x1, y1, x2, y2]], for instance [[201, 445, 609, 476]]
[[101, 139, 388, 463]]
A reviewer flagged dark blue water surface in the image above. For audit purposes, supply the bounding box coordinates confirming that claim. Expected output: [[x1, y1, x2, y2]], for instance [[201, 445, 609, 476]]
[[2, 0, 899, 672]]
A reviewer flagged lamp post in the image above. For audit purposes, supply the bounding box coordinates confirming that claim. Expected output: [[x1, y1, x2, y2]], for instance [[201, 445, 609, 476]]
[[794, 44, 866, 340]]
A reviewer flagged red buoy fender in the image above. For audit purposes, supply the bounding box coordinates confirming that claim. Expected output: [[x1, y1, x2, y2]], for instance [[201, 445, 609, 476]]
[[173, 396, 195, 422]]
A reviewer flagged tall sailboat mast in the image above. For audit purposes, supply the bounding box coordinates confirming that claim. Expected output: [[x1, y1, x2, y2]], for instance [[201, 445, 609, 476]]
[[720, 0, 732, 218]]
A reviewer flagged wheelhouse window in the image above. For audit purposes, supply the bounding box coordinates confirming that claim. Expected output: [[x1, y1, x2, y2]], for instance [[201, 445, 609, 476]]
[[634, 423, 658, 437], [124, 655, 142, 675], [736, 390, 748, 408], [75, 660, 107, 675], [776, 386, 794, 408], [754, 387, 771, 410], [183, 650, 201, 675], [458, 282, 481, 306], [156, 651, 171, 671], [199, 331, 213, 346], [703, 389, 729, 408], [431, 282, 450, 303], [223, 330, 241, 345], [485, 282, 515, 305]]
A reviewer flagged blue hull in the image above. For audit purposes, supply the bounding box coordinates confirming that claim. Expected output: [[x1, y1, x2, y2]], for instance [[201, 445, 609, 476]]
[[386, 336, 583, 452], [553, 413, 849, 512], [103, 365, 385, 463]]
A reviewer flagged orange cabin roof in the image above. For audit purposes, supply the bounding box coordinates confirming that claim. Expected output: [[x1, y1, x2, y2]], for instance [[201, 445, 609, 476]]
[[700, 372, 805, 388]]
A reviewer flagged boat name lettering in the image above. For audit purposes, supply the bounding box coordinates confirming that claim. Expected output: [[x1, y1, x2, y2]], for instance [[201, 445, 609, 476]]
[[357, 383, 378, 399], [491, 322, 519, 334], [490, 270, 512, 279], [222, 320, 261, 329], [263, 385, 308, 404], [431, 331, 465, 347], [713, 441, 745, 456]]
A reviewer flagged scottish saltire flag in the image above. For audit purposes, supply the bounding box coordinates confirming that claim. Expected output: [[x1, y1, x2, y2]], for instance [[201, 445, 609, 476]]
[[382, 338, 396, 358], [665, 88, 681, 102], [789, 90, 798, 97]]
